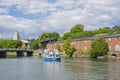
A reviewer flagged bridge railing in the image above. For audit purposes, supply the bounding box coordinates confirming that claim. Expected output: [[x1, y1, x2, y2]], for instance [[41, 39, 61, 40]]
[[0, 48, 33, 51]]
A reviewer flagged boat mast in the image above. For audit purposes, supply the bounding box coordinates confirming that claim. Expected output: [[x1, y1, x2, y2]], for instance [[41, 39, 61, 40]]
[[50, 39, 52, 50]]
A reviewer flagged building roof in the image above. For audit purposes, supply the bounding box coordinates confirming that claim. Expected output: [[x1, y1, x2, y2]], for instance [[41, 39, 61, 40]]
[[21, 40, 31, 44], [40, 34, 120, 43], [40, 38, 57, 43], [73, 34, 120, 42]]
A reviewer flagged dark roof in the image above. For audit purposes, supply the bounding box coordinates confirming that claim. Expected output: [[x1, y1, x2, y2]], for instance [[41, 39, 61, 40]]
[[73, 37, 94, 42], [73, 34, 120, 42], [40, 38, 57, 43], [40, 34, 120, 43], [104, 34, 120, 38]]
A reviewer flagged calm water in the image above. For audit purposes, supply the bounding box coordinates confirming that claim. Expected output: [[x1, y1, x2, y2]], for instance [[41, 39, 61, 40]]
[[0, 57, 120, 80]]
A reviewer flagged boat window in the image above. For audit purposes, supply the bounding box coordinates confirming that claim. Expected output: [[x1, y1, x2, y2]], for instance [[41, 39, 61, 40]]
[[50, 54, 53, 57], [56, 54, 59, 57]]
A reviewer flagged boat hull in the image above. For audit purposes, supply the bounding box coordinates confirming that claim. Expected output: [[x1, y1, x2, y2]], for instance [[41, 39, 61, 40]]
[[43, 57, 61, 62]]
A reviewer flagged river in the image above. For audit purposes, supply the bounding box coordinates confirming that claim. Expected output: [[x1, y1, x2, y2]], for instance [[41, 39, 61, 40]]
[[0, 56, 120, 80]]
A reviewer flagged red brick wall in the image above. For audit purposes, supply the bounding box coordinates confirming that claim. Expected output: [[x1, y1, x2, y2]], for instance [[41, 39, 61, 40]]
[[22, 42, 27, 48], [105, 37, 120, 52], [70, 40, 92, 51], [45, 36, 120, 52]]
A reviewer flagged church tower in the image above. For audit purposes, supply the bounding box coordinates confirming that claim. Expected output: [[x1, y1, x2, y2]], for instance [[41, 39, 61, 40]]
[[13, 31, 20, 40]]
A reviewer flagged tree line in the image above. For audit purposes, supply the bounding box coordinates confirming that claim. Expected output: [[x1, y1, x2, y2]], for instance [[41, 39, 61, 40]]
[[1, 24, 116, 58], [38, 24, 120, 42], [29, 24, 120, 58], [0, 39, 22, 48], [30, 24, 120, 49]]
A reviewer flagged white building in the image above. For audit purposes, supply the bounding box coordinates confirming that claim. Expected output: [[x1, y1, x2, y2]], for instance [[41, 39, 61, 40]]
[[13, 31, 20, 40]]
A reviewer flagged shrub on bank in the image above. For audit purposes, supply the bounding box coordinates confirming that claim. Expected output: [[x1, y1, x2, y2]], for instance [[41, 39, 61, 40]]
[[73, 51, 90, 57], [89, 37, 109, 58], [63, 37, 75, 57]]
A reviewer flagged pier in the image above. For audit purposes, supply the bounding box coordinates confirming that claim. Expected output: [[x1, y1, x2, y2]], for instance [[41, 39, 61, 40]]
[[0, 49, 33, 58]]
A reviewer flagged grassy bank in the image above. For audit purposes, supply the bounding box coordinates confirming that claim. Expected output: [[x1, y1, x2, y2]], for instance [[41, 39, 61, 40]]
[[6, 50, 39, 56], [33, 50, 39, 56], [7, 52, 16, 56], [72, 51, 90, 58]]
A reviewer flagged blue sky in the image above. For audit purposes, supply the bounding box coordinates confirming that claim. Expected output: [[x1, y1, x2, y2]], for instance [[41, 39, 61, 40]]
[[0, 0, 120, 39]]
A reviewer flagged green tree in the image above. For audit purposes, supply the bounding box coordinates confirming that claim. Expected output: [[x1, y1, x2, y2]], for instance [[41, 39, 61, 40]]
[[62, 32, 71, 40], [112, 25, 120, 34], [63, 37, 75, 57], [0, 39, 4, 48], [89, 37, 108, 58], [55, 42, 61, 51], [82, 31, 94, 37], [70, 24, 84, 33], [38, 32, 60, 41], [30, 42, 39, 49], [96, 27, 112, 34], [26, 38, 36, 43], [10, 40, 22, 48], [52, 32, 60, 39], [0, 39, 22, 48]]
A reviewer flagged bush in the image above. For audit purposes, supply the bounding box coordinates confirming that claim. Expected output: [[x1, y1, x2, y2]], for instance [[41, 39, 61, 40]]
[[55, 42, 61, 51], [74, 51, 89, 57], [63, 37, 75, 57], [89, 37, 108, 58]]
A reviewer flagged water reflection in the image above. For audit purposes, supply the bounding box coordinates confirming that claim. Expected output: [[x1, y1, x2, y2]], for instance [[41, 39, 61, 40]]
[[0, 57, 120, 80], [62, 58, 91, 80], [108, 59, 120, 80], [89, 59, 109, 80]]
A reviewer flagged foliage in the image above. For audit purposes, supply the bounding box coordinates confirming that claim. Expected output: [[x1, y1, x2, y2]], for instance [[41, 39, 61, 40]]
[[38, 32, 60, 41], [55, 42, 61, 51], [26, 38, 40, 49], [89, 37, 108, 58], [37, 32, 60, 49], [0, 39, 4, 48], [95, 27, 112, 34], [70, 24, 84, 33], [0, 39, 22, 48], [112, 25, 120, 34], [74, 50, 89, 57], [26, 38, 36, 43], [61, 24, 120, 40], [30, 42, 39, 49], [62, 32, 71, 40], [63, 37, 75, 57]]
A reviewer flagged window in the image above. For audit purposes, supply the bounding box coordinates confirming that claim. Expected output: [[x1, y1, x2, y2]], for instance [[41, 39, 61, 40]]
[[117, 37, 120, 40], [85, 47, 87, 50], [109, 46, 111, 51], [50, 54, 52, 57], [55, 54, 60, 57], [115, 45, 120, 51], [108, 38, 111, 41]]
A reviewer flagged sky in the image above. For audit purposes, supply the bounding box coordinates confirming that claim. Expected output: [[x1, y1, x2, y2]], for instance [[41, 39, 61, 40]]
[[0, 0, 120, 39]]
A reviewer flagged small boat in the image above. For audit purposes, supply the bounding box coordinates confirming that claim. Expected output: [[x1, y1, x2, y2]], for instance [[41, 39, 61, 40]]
[[43, 49, 61, 61]]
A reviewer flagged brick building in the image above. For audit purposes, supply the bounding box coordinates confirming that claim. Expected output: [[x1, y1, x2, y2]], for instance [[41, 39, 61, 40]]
[[43, 34, 120, 52], [21, 40, 31, 49]]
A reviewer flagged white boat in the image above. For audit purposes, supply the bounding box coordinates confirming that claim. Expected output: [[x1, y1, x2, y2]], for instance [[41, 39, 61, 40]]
[[43, 49, 61, 61]]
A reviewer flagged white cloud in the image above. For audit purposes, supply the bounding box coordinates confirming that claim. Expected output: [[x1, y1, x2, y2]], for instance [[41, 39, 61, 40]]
[[0, 0, 120, 39], [0, 8, 8, 14], [0, 15, 36, 33]]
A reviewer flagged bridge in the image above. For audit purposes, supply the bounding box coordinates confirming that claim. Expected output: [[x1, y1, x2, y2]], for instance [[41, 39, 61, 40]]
[[0, 49, 33, 58]]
